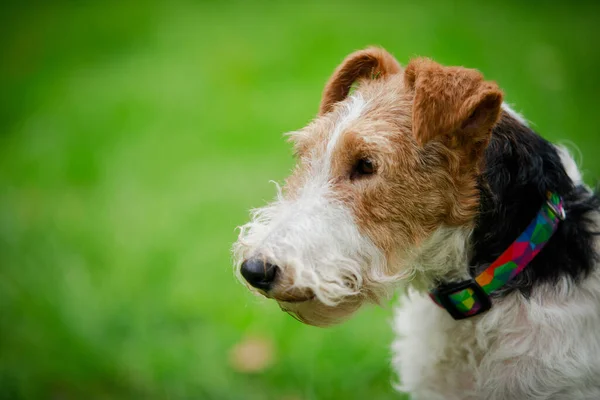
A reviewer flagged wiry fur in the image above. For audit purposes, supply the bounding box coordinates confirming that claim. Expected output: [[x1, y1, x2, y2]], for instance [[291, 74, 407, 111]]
[[393, 267, 600, 400], [233, 47, 600, 397], [393, 136, 600, 400], [234, 93, 404, 326], [233, 178, 386, 305]]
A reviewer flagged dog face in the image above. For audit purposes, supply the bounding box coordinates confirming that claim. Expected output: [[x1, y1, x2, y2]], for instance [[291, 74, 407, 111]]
[[233, 48, 503, 326]]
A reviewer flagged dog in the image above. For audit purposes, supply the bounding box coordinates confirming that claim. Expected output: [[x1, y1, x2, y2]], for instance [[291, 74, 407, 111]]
[[233, 47, 600, 399]]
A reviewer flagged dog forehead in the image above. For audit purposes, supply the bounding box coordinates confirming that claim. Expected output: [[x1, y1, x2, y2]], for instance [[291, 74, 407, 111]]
[[296, 82, 411, 157]]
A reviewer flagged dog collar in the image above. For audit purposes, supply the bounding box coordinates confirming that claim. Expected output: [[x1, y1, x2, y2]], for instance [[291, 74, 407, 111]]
[[429, 192, 565, 320]]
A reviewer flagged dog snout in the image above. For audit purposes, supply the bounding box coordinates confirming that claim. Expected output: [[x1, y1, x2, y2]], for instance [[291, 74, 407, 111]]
[[240, 257, 279, 290]]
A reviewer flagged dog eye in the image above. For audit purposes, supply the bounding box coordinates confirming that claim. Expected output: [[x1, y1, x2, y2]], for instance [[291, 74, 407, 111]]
[[351, 158, 376, 179]]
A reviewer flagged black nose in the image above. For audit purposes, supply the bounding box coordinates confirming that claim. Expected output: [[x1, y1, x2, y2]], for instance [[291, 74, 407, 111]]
[[240, 258, 278, 290]]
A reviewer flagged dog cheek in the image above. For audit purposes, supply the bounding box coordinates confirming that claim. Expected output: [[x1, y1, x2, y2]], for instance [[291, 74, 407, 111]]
[[348, 186, 415, 256]]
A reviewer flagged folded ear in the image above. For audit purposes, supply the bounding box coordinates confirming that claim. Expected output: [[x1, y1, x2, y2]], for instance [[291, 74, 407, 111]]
[[320, 47, 401, 115], [404, 58, 503, 153]]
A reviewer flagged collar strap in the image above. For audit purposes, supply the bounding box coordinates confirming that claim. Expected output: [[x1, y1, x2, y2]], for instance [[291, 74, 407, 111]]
[[429, 192, 565, 320]]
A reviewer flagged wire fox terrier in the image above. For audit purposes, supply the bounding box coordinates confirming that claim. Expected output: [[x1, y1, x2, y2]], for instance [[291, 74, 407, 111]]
[[233, 47, 600, 399]]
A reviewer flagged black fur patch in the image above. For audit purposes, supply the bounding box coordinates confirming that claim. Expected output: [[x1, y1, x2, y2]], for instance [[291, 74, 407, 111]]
[[469, 113, 600, 297]]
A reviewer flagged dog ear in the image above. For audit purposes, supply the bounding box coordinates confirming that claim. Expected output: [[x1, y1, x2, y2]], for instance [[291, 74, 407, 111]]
[[319, 47, 401, 115], [404, 58, 503, 153]]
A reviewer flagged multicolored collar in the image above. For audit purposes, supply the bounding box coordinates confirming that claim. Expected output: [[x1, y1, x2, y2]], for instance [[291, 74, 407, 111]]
[[429, 192, 566, 320]]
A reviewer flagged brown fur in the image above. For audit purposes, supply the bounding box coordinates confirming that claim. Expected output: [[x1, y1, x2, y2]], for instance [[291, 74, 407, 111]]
[[238, 48, 504, 326], [319, 47, 401, 115], [291, 52, 503, 261], [403, 58, 504, 226], [404, 58, 503, 148]]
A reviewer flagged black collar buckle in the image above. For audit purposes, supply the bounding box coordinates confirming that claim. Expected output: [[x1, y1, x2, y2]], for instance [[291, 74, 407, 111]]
[[430, 278, 492, 320]]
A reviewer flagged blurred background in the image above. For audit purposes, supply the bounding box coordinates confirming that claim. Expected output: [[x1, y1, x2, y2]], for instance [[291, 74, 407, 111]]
[[1, 1, 599, 399]]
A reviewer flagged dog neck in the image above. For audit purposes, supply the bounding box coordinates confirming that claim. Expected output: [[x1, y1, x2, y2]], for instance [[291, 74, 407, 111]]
[[472, 112, 599, 298], [408, 111, 600, 296]]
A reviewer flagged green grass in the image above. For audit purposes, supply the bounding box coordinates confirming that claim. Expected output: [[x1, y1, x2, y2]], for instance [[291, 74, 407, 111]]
[[1, 1, 599, 399]]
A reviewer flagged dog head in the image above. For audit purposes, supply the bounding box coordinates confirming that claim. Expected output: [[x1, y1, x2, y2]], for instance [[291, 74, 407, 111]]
[[233, 48, 503, 326]]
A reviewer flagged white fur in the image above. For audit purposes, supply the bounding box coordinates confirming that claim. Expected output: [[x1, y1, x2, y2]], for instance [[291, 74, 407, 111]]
[[556, 144, 583, 185], [393, 269, 600, 399], [234, 183, 383, 305], [235, 93, 600, 397], [404, 226, 473, 291], [392, 149, 600, 399], [325, 94, 367, 166], [502, 102, 528, 126], [234, 94, 397, 306]]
